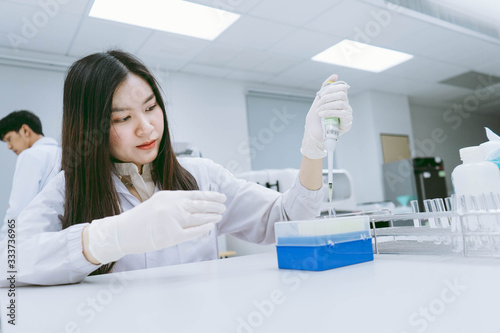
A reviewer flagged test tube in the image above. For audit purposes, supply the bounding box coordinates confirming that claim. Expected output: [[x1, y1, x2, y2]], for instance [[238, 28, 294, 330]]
[[444, 197, 453, 212], [481, 193, 498, 233], [472, 195, 484, 210], [410, 200, 421, 227], [423, 199, 437, 228], [471, 196, 482, 231], [433, 198, 450, 228], [447, 195, 461, 233], [491, 193, 500, 228], [495, 193, 500, 210], [459, 195, 468, 213]]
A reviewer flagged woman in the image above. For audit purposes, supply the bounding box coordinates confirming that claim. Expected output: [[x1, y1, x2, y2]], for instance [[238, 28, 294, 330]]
[[3, 50, 352, 286]]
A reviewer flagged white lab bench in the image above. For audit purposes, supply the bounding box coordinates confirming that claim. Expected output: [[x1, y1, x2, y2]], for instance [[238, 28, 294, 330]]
[[0, 252, 499, 333]]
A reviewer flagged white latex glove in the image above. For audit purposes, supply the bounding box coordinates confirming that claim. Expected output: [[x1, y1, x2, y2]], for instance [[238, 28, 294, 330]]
[[300, 74, 353, 159], [88, 190, 227, 264]]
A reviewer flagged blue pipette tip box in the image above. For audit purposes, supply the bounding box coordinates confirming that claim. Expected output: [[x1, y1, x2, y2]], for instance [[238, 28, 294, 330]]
[[275, 216, 374, 271]]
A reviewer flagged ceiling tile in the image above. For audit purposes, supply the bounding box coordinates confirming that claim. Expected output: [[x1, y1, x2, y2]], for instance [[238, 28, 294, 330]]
[[276, 60, 346, 84], [138, 31, 210, 57], [0, 2, 36, 33], [249, 0, 341, 27], [68, 17, 154, 57], [0, 2, 81, 54], [477, 59, 500, 77], [362, 73, 429, 95], [383, 56, 468, 83], [3, 0, 91, 15], [12, 16, 81, 54], [362, 13, 431, 49], [409, 82, 473, 104], [215, 16, 295, 50], [445, 37, 500, 69], [268, 28, 342, 59], [390, 26, 464, 58], [56, 0, 92, 15], [265, 59, 362, 91], [439, 71, 500, 90], [181, 62, 233, 78], [190, 42, 243, 66], [226, 69, 273, 82], [137, 31, 211, 70], [225, 49, 270, 70], [140, 54, 190, 72], [285, 66, 378, 94], [305, 0, 380, 38], [254, 54, 303, 74], [183, 0, 263, 14], [265, 75, 312, 90], [294, 80, 323, 91]]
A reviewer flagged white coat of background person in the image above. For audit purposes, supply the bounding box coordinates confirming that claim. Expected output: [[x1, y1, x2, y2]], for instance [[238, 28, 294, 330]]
[[0, 110, 61, 239], [0, 50, 352, 286]]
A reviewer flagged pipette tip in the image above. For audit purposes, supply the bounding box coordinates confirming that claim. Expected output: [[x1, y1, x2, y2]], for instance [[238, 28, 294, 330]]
[[328, 183, 333, 218]]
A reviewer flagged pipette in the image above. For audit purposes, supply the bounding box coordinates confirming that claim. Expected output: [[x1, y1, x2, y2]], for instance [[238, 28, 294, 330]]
[[324, 117, 339, 217], [319, 80, 345, 217]]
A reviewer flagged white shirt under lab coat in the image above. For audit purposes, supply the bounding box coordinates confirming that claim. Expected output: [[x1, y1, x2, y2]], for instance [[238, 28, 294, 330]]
[[1, 158, 322, 286], [0, 137, 61, 239]]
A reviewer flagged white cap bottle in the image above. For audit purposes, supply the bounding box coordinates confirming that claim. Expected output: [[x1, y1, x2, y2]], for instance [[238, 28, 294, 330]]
[[451, 146, 500, 196]]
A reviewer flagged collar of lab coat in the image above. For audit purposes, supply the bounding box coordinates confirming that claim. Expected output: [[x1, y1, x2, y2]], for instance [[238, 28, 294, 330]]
[[114, 162, 152, 181], [113, 162, 154, 201], [32, 136, 59, 147]]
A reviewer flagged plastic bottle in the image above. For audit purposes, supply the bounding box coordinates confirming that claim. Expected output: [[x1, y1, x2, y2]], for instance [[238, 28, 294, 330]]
[[451, 146, 500, 196]]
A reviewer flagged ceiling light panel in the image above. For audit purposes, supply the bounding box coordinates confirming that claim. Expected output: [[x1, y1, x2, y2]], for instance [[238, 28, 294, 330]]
[[312, 39, 414, 73], [89, 0, 240, 40]]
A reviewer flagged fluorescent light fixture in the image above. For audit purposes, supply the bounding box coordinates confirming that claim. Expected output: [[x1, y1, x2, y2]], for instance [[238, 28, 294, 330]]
[[89, 0, 240, 40], [312, 39, 413, 73]]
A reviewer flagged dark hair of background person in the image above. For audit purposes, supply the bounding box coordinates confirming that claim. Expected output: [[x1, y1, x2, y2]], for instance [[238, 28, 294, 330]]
[[0, 110, 44, 140], [61, 50, 199, 275]]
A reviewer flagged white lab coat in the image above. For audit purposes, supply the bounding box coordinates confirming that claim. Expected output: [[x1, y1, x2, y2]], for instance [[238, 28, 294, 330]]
[[0, 158, 322, 286], [0, 137, 61, 239]]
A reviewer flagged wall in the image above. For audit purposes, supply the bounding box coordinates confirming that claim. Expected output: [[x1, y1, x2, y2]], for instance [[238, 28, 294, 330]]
[[409, 104, 500, 193], [157, 71, 252, 173], [0, 64, 65, 218], [245, 92, 313, 170], [336, 90, 414, 204]]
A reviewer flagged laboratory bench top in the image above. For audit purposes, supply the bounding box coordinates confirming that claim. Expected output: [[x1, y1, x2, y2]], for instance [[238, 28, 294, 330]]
[[1, 252, 499, 333]]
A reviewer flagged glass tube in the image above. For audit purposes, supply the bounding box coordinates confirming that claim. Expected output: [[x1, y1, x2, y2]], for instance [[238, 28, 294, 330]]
[[410, 200, 421, 227], [444, 197, 453, 212], [423, 199, 437, 228], [433, 198, 449, 228]]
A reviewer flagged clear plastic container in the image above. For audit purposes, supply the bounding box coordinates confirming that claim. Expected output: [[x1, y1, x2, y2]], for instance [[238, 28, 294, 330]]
[[275, 216, 373, 271], [275, 216, 370, 245]]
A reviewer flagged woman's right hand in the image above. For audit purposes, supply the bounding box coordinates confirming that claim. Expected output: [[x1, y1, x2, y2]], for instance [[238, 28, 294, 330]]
[[85, 190, 227, 265], [300, 74, 352, 159]]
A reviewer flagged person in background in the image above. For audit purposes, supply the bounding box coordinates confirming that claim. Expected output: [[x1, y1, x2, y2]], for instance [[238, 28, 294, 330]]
[[0, 110, 61, 239], [0, 50, 352, 286]]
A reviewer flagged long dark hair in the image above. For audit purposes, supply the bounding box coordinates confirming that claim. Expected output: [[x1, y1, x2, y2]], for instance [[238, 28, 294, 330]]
[[61, 50, 198, 274]]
